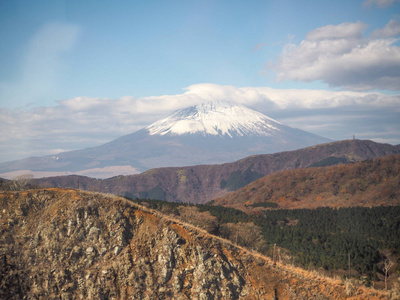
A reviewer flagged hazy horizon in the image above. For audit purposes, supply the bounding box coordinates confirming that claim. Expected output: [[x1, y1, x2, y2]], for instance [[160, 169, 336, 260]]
[[0, 0, 399, 163]]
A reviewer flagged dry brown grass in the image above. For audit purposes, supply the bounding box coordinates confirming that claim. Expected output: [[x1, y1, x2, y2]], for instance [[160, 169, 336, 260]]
[[215, 154, 400, 211]]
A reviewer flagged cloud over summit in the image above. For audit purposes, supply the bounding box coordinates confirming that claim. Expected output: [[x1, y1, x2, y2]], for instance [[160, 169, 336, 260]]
[[1, 84, 399, 163]]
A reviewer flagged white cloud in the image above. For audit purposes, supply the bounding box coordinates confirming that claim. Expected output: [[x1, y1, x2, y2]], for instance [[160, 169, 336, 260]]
[[0, 84, 399, 163], [363, 0, 400, 8], [269, 21, 400, 91], [306, 21, 366, 41], [371, 19, 400, 38]]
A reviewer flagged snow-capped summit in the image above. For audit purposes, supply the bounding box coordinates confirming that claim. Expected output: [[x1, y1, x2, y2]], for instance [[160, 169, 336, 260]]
[[146, 101, 282, 137], [0, 101, 331, 178]]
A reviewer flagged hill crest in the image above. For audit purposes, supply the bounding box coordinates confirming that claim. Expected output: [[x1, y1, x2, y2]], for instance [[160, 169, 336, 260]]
[[213, 153, 400, 210]]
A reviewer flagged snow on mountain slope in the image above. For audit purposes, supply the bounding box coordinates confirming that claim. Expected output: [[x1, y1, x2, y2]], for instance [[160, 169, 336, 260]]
[[0, 101, 332, 178], [146, 101, 281, 137]]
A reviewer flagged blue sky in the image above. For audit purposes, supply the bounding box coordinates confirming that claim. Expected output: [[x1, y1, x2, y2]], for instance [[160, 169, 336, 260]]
[[0, 0, 400, 163]]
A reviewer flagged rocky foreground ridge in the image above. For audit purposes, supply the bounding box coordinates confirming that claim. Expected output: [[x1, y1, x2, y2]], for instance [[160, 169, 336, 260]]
[[0, 188, 389, 299]]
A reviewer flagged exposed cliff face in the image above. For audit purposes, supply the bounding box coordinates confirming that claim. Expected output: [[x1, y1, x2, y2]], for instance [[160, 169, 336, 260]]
[[0, 189, 387, 299]]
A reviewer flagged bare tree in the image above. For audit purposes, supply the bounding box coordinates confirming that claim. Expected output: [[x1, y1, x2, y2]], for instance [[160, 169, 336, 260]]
[[178, 206, 219, 234], [219, 222, 265, 251], [383, 259, 394, 291], [9, 174, 34, 191]]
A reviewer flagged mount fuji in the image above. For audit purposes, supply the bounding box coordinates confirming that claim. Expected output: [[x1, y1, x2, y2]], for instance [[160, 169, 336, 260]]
[[146, 102, 283, 137], [0, 102, 330, 178]]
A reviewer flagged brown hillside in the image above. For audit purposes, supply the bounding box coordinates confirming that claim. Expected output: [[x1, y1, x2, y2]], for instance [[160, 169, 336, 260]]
[[35, 139, 400, 204], [214, 154, 400, 210], [0, 188, 389, 299]]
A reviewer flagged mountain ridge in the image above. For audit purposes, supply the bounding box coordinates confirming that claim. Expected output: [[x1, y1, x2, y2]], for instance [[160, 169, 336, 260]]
[[34, 139, 400, 204]]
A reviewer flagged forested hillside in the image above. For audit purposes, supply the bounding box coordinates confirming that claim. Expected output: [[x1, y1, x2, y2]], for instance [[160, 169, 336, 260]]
[[34, 139, 400, 204], [214, 153, 400, 210], [127, 197, 400, 291]]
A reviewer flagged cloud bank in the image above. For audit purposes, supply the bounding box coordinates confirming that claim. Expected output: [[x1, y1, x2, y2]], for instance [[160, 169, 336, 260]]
[[270, 20, 400, 91], [1, 83, 399, 163]]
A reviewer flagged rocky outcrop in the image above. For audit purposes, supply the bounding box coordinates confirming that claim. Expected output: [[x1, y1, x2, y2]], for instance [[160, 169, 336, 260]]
[[0, 188, 388, 299]]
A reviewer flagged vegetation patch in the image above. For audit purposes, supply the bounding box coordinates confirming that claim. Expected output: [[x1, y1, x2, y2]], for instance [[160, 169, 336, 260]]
[[138, 186, 166, 201], [308, 156, 349, 168], [248, 202, 279, 208], [220, 166, 263, 191]]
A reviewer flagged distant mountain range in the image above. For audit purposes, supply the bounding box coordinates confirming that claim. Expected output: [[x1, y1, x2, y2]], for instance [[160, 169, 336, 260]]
[[35, 139, 400, 204], [0, 101, 329, 179]]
